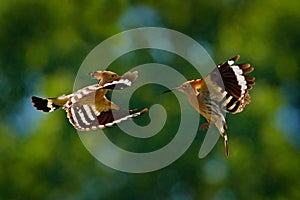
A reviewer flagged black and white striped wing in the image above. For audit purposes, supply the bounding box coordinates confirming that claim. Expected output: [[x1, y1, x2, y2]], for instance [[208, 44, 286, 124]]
[[64, 87, 147, 130], [100, 71, 138, 90], [214, 55, 255, 113], [67, 105, 148, 131], [65, 72, 138, 108]]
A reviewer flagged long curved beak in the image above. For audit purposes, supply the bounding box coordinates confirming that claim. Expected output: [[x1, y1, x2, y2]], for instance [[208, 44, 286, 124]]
[[162, 87, 181, 94]]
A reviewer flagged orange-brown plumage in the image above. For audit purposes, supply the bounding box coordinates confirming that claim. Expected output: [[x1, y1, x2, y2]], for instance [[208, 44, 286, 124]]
[[31, 70, 147, 131], [166, 55, 255, 156]]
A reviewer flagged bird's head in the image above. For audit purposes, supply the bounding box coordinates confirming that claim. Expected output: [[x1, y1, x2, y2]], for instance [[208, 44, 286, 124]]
[[89, 71, 120, 85], [163, 79, 203, 95]]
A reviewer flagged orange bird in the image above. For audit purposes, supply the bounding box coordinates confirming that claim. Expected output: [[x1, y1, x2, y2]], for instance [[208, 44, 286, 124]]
[[31, 71, 148, 131], [164, 55, 255, 156]]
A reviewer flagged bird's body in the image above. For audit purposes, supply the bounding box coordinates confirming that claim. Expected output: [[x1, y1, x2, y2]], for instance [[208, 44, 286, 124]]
[[167, 55, 255, 156], [31, 71, 148, 131]]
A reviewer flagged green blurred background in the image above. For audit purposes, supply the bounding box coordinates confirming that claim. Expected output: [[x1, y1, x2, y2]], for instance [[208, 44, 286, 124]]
[[1, 0, 300, 199]]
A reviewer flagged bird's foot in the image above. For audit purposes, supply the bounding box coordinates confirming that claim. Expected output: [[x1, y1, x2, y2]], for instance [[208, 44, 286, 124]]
[[199, 123, 209, 130]]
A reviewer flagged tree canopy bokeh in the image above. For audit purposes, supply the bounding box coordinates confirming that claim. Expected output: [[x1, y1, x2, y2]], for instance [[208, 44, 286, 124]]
[[1, 0, 300, 199]]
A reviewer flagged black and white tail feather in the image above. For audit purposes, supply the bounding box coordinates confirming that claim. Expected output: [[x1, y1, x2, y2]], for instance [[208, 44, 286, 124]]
[[31, 96, 61, 112]]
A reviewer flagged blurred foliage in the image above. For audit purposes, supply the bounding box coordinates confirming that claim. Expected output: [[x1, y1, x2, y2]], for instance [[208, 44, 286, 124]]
[[1, 0, 300, 199]]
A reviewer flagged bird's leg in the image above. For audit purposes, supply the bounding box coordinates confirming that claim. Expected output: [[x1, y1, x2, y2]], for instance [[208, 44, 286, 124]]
[[199, 123, 209, 130]]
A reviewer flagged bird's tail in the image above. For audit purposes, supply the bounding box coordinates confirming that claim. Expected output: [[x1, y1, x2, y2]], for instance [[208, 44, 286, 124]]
[[31, 96, 65, 112], [214, 118, 229, 157], [223, 133, 229, 157]]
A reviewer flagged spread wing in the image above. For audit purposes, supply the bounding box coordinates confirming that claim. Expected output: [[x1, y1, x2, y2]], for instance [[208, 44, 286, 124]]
[[204, 55, 255, 113], [100, 71, 138, 90], [67, 104, 148, 131], [63, 82, 147, 131]]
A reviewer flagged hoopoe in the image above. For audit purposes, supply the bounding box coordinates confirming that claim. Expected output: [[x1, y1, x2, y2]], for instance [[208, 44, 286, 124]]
[[164, 55, 255, 156], [31, 71, 148, 131]]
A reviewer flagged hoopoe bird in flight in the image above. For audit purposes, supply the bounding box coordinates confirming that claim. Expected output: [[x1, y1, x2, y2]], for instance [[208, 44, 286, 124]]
[[31, 71, 148, 131], [164, 55, 255, 156]]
